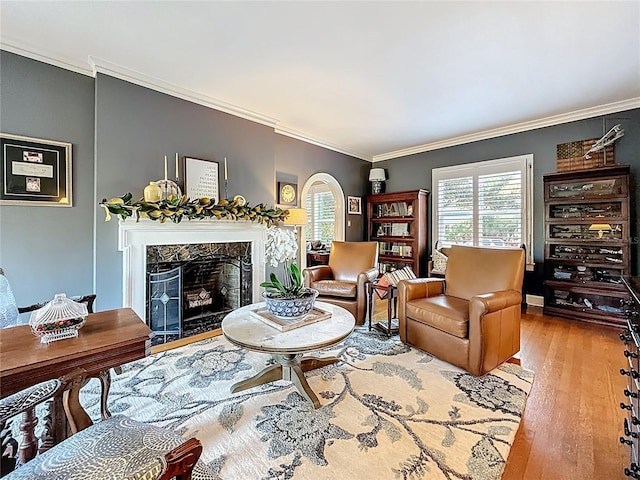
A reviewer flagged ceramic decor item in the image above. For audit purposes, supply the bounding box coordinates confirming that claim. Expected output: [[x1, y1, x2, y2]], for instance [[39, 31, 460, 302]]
[[29, 293, 88, 343]]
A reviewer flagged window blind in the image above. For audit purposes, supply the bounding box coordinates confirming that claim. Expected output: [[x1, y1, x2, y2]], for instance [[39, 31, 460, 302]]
[[432, 155, 533, 268], [305, 184, 335, 245]]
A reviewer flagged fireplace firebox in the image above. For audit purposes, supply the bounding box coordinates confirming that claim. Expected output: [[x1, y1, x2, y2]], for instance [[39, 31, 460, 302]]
[[146, 242, 252, 345]]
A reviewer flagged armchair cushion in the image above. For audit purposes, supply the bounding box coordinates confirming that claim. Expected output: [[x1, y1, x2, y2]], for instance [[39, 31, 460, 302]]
[[407, 296, 469, 338], [310, 280, 357, 298]]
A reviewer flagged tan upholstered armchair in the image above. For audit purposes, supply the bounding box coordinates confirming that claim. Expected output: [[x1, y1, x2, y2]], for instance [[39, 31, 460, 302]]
[[303, 241, 379, 325], [398, 245, 525, 376]]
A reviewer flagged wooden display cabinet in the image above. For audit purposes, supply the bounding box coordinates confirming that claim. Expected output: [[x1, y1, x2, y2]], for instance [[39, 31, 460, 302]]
[[543, 165, 631, 327], [366, 189, 429, 277]]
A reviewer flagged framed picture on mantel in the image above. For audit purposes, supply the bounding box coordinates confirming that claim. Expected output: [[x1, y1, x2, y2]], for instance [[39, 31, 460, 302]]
[[0, 133, 72, 207], [183, 156, 219, 203]]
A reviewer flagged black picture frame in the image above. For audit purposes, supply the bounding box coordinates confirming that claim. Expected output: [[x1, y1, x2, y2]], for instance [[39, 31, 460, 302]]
[[183, 156, 220, 203], [347, 196, 362, 214], [0, 133, 72, 207]]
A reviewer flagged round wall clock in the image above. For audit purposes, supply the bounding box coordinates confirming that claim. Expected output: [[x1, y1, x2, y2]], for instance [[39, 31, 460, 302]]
[[278, 182, 297, 206]]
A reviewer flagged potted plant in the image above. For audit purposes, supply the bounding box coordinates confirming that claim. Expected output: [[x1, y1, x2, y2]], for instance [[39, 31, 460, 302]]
[[260, 227, 318, 319]]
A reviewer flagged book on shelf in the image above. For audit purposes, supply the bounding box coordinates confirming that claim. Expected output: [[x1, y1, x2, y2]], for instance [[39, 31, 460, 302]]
[[391, 223, 409, 237]]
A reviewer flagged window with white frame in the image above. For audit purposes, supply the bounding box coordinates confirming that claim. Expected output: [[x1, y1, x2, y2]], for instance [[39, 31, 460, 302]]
[[304, 182, 336, 246], [432, 154, 534, 269]]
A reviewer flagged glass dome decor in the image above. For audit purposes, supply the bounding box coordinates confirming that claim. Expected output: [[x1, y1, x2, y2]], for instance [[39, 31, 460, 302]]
[[29, 293, 88, 343]]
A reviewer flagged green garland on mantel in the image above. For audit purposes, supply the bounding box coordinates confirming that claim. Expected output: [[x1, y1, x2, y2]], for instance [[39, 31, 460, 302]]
[[99, 193, 289, 227]]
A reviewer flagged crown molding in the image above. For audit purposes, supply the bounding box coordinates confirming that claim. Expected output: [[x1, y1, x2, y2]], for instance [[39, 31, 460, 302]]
[[274, 124, 372, 162], [0, 38, 93, 76], [88, 56, 278, 129], [89, 56, 372, 161], [4, 39, 637, 164], [372, 97, 640, 162]]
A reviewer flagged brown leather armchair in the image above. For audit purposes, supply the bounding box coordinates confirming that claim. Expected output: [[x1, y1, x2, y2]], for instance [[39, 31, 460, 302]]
[[398, 245, 525, 376], [303, 241, 379, 325]]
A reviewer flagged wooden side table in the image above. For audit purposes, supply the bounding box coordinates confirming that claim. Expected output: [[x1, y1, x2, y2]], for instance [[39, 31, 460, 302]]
[[366, 282, 399, 336], [307, 251, 330, 266]]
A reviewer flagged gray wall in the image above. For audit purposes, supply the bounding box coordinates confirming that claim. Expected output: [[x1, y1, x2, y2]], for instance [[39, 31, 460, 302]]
[[376, 110, 640, 292], [0, 51, 95, 306], [0, 52, 368, 310]]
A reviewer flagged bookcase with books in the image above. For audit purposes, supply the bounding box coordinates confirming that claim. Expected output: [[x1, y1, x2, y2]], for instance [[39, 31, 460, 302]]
[[366, 189, 429, 277]]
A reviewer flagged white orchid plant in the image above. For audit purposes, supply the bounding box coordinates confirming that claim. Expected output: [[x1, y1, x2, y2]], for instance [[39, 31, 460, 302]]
[[261, 226, 306, 297]]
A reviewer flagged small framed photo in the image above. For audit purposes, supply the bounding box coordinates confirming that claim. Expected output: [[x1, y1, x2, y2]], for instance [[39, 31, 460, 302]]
[[347, 195, 362, 215], [184, 156, 219, 202], [0, 133, 72, 206]]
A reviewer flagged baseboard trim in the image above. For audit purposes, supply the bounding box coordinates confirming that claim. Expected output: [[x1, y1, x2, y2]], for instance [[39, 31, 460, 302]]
[[526, 294, 544, 308]]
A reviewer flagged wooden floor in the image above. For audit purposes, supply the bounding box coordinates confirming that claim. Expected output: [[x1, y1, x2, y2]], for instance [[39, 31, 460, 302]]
[[501, 307, 628, 480], [162, 301, 630, 479]]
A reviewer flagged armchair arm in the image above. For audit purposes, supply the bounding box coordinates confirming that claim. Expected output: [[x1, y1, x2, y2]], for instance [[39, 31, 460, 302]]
[[468, 290, 523, 376], [469, 290, 522, 318], [303, 265, 333, 286], [398, 278, 445, 303]]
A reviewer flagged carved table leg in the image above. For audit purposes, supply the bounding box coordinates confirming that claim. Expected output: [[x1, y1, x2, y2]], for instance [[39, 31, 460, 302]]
[[18, 407, 38, 464], [98, 370, 112, 420], [230, 364, 282, 394], [38, 396, 66, 456]]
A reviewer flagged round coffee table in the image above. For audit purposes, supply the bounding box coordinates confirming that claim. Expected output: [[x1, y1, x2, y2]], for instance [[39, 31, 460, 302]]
[[222, 301, 355, 408]]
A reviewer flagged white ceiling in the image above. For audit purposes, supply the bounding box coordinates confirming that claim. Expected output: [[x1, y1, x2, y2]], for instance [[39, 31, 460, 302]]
[[1, 1, 639, 162]]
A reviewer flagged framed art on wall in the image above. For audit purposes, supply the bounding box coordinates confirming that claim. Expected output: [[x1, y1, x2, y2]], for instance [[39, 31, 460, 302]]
[[183, 156, 219, 203], [347, 196, 362, 214], [0, 133, 72, 207]]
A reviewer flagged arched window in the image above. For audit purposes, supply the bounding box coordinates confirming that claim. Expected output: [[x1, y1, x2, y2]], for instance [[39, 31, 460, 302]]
[[300, 174, 345, 267]]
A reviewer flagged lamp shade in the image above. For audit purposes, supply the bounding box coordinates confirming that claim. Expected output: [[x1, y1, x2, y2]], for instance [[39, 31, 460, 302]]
[[284, 208, 308, 226], [369, 168, 386, 182]]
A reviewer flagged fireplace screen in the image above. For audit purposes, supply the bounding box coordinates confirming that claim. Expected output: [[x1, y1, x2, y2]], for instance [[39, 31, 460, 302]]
[[147, 266, 182, 335], [146, 242, 252, 345]]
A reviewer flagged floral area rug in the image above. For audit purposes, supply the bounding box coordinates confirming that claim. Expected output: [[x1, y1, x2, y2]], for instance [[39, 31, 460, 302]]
[[82, 328, 534, 480]]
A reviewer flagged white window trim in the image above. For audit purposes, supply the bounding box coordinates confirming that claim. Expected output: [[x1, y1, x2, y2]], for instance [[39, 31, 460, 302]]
[[299, 173, 345, 269], [432, 154, 534, 270]]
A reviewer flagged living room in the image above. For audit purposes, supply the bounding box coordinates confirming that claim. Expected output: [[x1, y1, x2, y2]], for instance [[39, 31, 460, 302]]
[[1, 2, 640, 479]]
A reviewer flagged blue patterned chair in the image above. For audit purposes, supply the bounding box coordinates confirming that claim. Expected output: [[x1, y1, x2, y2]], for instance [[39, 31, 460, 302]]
[[0, 370, 204, 480]]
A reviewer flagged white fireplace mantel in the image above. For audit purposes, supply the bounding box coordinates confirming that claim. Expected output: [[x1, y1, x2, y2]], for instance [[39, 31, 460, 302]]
[[118, 219, 267, 320]]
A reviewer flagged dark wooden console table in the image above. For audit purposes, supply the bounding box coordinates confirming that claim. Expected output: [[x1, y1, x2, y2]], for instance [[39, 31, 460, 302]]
[[0, 308, 152, 463]]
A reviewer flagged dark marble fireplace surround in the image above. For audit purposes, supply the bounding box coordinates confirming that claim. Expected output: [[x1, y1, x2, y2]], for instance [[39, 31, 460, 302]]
[[146, 242, 252, 345]]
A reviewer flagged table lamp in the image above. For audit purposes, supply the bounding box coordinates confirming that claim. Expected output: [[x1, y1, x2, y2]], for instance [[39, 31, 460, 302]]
[[369, 168, 386, 194], [284, 208, 308, 228], [588, 223, 612, 238]]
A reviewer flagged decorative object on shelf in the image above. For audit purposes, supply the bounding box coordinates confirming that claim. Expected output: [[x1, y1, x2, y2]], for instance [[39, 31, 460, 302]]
[[277, 181, 297, 206], [233, 194, 246, 206], [29, 293, 88, 344], [588, 223, 613, 239], [369, 168, 386, 194], [99, 193, 287, 226], [0, 133, 72, 207], [184, 156, 219, 203], [556, 123, 623, 173], [347, 196, 361, 214], [143, 181, 162, 203], [156, 155, 182, 200], [261, 226, 319, 319]]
